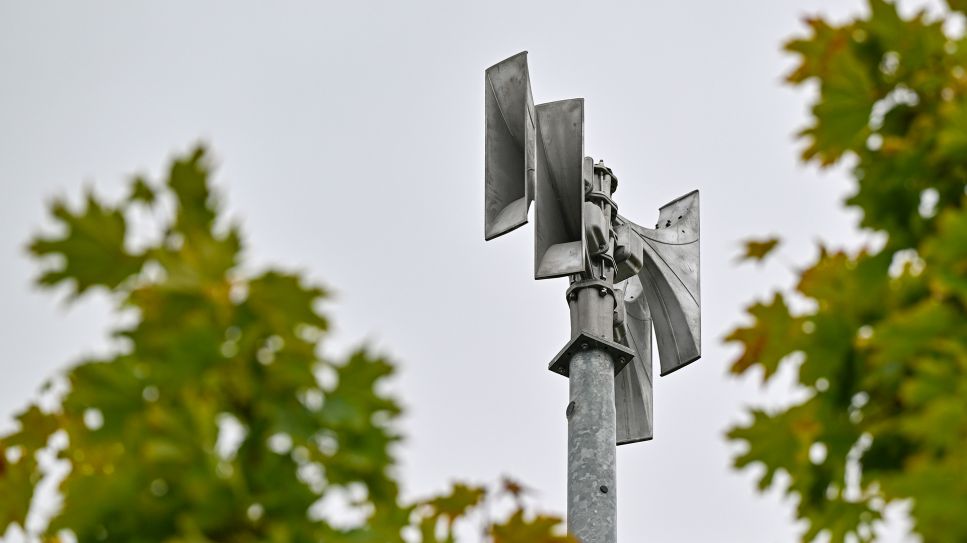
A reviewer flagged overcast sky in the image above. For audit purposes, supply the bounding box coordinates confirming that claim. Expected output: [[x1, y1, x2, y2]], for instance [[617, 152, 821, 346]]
[[1, 1, 938, 541]]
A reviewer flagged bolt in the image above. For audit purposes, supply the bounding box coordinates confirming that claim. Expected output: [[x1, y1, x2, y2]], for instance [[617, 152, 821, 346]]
[[581, 343, 588, 350], [598, 288, 608, 297], [618, 357, 626, 365]]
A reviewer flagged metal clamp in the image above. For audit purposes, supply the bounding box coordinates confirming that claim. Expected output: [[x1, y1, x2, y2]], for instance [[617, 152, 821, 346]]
[[585, 190, 618, 214], [566, 279, 614, 303], [593, 161, 618, 193], [596, 245, 617, 267]]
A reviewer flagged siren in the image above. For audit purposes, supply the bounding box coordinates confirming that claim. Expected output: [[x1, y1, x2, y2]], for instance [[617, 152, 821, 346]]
[[484, 52, 537, 241], [610, 191, 700, 444], [623, 191, 701, 376], [613, 277, 654, 445], [534, 99, 588, 279]]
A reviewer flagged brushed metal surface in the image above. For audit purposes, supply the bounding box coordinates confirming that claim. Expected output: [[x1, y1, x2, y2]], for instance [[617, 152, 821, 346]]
[[534, 100, 587, 279], [614, 276, 654, 445], [584, 201, 609, 255], [623, 190, 701, 376], [614, 221, 644, 283], [484, 51, 536, 241]]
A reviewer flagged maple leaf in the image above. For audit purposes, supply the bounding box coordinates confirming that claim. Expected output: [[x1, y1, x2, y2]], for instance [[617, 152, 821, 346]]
[[127, 176, 156, 206], [736, 236, 781, 264], [490, 509, 575, 543], [500, 476, 531, 499], [28, 192, 144, 297], [725, 292, 802, 380]]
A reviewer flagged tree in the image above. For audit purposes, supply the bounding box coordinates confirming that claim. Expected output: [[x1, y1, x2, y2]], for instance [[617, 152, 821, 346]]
[[0, 145, 573, 543], [727, 1, 967, 542]]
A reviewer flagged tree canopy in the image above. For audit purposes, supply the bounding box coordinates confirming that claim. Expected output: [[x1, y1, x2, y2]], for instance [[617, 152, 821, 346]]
[[0, 146, 573, 543], [727, 1, 967, 542]]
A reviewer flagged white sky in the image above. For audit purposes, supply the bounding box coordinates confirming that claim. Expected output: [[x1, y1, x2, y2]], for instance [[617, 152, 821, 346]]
[[1, 1, 935, 541]]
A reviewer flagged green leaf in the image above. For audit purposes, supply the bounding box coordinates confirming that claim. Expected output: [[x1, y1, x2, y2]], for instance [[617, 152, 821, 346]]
[[0, 442, 39, 531], [799, 45, 877, 166], [423, 482, 487, 530], [0, 406, 58, 532], [490, 509, 575, 543], [168, 146, 217, 238], [937, 98, 967, 158], [784, 17, 850, 84], [245, 271, 329, 339], [725, 292, 802, 380], [923, 201, 967, 303], [736, 236, 781, 263], [948, 0, 967, 12], [728, 402, 818, 491], [28, 192, 144, 297], [800, 498, 879, 543], [128, 176, 157, 206]]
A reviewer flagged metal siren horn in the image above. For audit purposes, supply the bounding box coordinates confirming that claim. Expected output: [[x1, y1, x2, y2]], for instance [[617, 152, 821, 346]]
[[623, 190, 701, 376], [612, 276, 654, 445], [534, 98, 588, 279], [609, 191, 700, 444], [485, 51, 537, 241]]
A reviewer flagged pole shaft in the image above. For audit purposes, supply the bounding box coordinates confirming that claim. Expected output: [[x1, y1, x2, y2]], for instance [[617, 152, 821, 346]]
[[565, 160, 619, 542], [567, 348, 617, 543]]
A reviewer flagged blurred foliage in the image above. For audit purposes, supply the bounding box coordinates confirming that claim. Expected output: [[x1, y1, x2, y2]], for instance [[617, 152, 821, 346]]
[[727, 1, 967, 542], [0, 146, 574, 543], [737, 237, 782, 264]]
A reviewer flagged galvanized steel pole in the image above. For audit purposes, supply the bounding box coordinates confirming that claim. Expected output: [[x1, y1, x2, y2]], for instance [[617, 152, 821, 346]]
[[567, 349, 617, 542]]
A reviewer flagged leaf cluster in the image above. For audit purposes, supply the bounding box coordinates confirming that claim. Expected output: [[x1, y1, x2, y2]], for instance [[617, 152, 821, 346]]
[[0, 146, 570, 542], [726, 2, 967, 542]]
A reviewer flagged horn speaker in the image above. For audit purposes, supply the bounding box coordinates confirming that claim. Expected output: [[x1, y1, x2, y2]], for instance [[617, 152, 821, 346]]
[[485, 51, 537, 241], [534, 99, 587, 279]]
